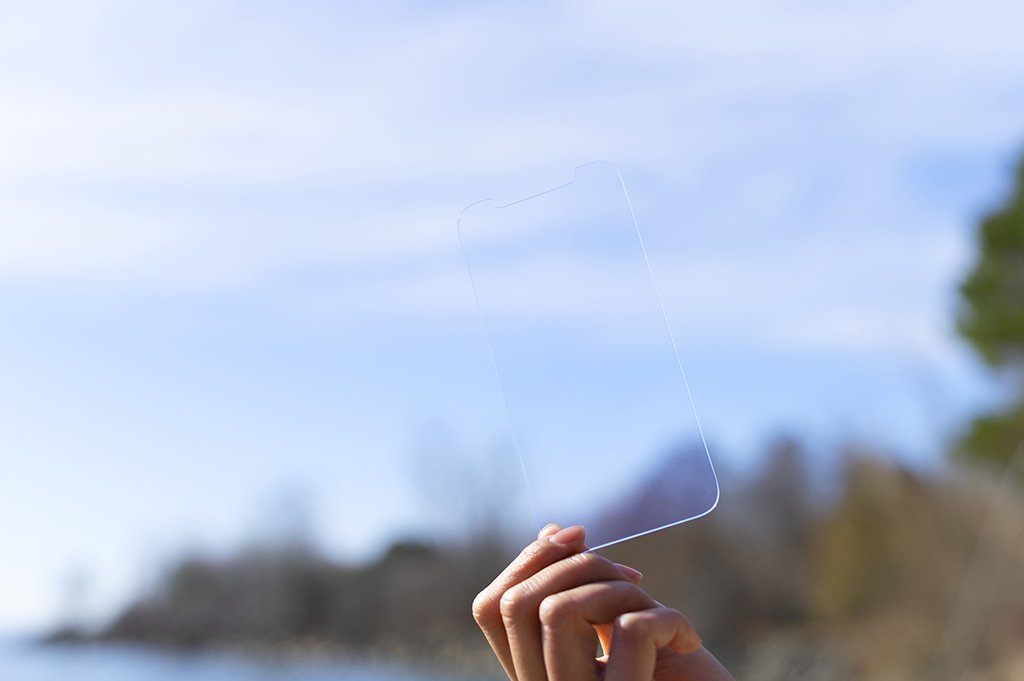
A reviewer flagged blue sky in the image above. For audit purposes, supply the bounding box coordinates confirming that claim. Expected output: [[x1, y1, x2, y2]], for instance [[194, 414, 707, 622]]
[[2, 0, 1024, 633]]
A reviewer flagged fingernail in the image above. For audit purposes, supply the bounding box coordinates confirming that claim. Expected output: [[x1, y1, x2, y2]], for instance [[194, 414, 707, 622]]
[[614, 563, 643, 582], [538, 523, 561, 539], [549, 525, 585, 546]]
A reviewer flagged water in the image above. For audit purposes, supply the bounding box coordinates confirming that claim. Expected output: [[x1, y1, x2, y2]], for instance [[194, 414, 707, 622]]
[[0, 641, 493, 681]]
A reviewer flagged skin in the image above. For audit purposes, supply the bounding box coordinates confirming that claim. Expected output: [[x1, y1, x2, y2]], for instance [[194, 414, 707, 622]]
[[473, 524, 735, 681]]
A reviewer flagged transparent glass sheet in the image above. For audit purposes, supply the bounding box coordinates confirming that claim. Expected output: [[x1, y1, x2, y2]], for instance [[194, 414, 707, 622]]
[[458, 161, 719, 550]]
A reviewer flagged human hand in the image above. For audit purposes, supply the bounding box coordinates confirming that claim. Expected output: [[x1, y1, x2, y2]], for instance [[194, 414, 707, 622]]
[[472, 524, 734, 680]]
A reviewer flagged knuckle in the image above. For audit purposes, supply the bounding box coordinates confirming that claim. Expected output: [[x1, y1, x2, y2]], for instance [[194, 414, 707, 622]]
[[471, 589, 497, 626], [499, 584, 533, 620], [521, 538, 551, 564], [503, 540, 544, 577], [667, 608, 696, 637], [507, 540, 555, 578], [538, 593, 575, 628], [565, 550, 607, 572], [664, 607, 686, 625], [614, 612, 649, 638], [661, 607, 690, 629]]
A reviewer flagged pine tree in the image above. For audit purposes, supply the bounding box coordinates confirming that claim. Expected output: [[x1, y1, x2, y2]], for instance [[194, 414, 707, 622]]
[[957, 156, 1024, 467]]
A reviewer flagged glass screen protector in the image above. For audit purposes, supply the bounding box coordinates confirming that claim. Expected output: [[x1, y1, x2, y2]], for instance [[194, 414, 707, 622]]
[[458, 161, 718, 550]]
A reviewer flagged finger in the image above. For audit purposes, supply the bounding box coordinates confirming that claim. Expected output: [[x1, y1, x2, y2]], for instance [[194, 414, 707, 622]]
[[538, 523, 562, 540], [501, 550, 641, 681], [472, 525, 584, 679], [594, 564, 642, 655], [538, 581, 657, 681], [604, 607, 702, 681], [650, 647, 736, 681]]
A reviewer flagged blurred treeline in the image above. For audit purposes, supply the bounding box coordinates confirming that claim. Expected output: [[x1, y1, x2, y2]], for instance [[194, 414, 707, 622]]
[[89, 534, 508, 668], [602, 442, 1024, 679], [49, 439, 1024, 679]]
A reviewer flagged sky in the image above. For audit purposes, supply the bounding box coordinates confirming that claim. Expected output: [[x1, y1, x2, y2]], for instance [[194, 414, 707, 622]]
[[2, 0, 1024, 633]]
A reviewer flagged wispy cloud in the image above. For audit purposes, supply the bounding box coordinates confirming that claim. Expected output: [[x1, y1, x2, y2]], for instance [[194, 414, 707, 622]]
[[1, 0, 1022, 632]]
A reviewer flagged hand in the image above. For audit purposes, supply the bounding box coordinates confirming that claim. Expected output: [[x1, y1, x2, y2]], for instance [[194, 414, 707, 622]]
[[472, 524, 735, 681]]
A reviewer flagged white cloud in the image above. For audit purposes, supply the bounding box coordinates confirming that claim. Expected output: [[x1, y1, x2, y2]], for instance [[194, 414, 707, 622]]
[[0, 197, 184, 277], [2, 0, 1022, 633], [0, 0, 1018, 352]]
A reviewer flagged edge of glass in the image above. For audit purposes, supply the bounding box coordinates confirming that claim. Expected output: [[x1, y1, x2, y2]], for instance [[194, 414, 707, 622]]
[[456, 160, 720, 550]]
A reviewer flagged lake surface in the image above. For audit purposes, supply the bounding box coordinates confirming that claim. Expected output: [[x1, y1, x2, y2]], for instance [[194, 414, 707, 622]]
[[0, 641, 497, 681]]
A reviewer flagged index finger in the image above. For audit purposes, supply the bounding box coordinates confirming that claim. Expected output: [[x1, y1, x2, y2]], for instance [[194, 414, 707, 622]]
[[472, 524, 587, 679]]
